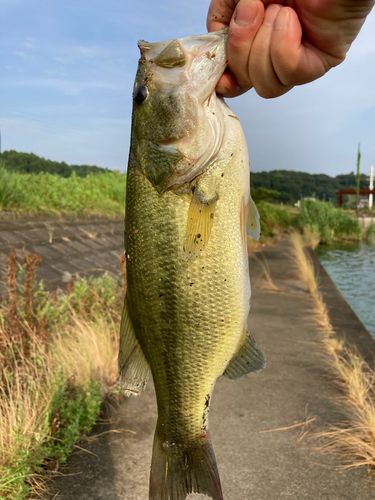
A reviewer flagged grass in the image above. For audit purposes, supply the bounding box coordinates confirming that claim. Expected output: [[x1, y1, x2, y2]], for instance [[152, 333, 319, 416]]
[[257, 201, 297, 240], [0, 167, 126, 216], [250, 200, 364, 250], [300, 200, 362, 245], [251, 252, 281, 292], [0, 248, 125, 499], [0, 165, 369, 248], [290, 232, 375, 472], [364, 223, 375, 244], [290, 233, 317, 294]]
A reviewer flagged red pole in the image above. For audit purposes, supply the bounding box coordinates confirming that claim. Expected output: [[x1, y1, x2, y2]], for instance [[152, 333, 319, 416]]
[[338, 190, 343, 208]]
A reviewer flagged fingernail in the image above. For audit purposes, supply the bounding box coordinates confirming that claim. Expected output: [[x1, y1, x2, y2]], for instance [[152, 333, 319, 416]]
[[234, 0, 258, 27], [263, 4, 281, 27], [274, 8, 290, 30]]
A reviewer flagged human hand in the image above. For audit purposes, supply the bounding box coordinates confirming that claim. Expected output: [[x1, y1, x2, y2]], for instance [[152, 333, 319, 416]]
[[207, 0, 375, 98]]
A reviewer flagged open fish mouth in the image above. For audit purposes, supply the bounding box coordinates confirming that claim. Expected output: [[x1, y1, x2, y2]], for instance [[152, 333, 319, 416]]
[[132, 29, 229, 194], [138, 27, 229, 63]]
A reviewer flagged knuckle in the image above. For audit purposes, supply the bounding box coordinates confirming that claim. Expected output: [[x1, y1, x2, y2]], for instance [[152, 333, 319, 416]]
[[254, 82, 291, 99], [228, 33, 251, 52]]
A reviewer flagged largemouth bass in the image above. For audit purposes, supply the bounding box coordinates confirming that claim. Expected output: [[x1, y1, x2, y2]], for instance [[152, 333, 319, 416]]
[[119, 28, 266, 500]]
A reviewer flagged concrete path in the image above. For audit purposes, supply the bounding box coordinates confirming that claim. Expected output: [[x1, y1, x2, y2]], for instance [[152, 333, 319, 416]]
[[0, 215, 124, 296], [42, 238, 375, 500]]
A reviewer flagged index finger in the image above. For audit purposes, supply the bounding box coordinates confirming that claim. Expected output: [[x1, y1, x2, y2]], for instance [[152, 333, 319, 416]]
[[207, 0, 238, 31]]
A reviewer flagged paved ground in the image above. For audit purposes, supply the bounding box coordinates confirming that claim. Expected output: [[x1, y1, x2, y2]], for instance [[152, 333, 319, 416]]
[[0, 215, 125, 296], [34, 237, 375, 500]]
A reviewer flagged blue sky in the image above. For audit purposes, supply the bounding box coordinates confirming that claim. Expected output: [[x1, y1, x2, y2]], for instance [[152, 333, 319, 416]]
[[1, 0, 375, 178]]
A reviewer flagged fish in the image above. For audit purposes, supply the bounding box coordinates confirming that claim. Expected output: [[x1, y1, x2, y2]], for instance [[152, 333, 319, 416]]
[[118, 28, 266, 500]]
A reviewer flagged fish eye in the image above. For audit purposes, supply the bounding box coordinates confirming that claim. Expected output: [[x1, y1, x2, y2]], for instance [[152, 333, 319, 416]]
[[133, 85, 148, 104]]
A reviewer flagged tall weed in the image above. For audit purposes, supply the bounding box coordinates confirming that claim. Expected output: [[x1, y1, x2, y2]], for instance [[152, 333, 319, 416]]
[[364, 223, 375, 244], [257, 201, 297, 238], [0, 248, 124, 499], [300, 200, 361, 244], [0, 168, 25, 209]]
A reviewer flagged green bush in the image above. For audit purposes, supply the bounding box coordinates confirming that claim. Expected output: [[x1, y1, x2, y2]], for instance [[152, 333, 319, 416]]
[[251, 187, 280, 204], [0, 376, 103, 500], [364, 223, 375, 243], [257, 201, 297, 238], [0, 170, 126, 215], [44, 374, 102, 463], [0, 167, 25, 209], [28, 272, 123, 329], [300, 200, 361, 244]]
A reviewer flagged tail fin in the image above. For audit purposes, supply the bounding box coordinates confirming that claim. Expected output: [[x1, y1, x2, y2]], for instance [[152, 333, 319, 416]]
[[149, 424, 223, 500]]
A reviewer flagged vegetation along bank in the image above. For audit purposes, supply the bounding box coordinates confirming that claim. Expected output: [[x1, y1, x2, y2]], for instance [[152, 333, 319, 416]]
[[0, 152, 374, 498]]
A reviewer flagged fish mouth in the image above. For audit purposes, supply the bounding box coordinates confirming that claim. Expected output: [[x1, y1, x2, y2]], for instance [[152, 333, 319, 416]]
[[138, 28, 228, 61], [134, 29, 228, 192]]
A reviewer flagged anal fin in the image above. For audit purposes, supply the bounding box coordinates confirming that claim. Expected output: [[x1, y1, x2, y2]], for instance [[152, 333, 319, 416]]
[[118, 297, 150, 396], [223, 329, 266, 380], [184, 180, 217, 262]]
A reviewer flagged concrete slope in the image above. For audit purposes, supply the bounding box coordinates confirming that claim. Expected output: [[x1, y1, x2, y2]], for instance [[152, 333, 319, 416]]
[[45, 238, 375, 500], [0, 216, 125, 295]]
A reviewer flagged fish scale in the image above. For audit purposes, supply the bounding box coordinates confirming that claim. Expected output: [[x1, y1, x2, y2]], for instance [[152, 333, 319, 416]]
[[126, 122, 248, 429], [119, 29, 265, 500]]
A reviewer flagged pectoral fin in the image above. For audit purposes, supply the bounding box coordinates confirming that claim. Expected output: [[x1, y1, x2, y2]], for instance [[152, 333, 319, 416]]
[[247, 196, 261, 240], [118, 297, 150, 396], [184, 180, 217, 262], [223, 329, 266, 380]]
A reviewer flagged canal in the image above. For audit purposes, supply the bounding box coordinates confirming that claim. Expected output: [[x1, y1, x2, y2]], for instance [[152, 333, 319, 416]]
[[316, 242, 375, 339]]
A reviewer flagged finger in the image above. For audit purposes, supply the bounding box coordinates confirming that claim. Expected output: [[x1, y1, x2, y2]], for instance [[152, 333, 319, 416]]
[[207, 0, 238, 32], [216, 69, 250, 97], [270, 7, 332, 87], [249, 3, 293, 98], [226, 0, 264, 89]]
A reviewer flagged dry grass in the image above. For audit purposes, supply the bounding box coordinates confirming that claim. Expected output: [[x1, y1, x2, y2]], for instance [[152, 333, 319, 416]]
[[247, 236, 263, 253], [302, 226, 320, 250], [290, 232, 317, 295], [0, 315, 120, 498], [251, 252, 280, 292], [0, 248, 123, 499], [51, 315, 119, 390], [290, 232, 375, 472], [0, 337, 54, 475]]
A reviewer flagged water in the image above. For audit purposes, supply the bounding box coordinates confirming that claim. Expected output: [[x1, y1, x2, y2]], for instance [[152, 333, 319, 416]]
[[315, 242, 375, 338]]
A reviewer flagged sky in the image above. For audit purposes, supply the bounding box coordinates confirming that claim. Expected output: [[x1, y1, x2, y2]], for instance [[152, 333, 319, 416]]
[[1, 0, 375, 178]]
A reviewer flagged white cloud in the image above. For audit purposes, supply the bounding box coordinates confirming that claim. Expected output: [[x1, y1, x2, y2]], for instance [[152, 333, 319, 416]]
[[21, 103, 107, 116], [5, 78, 124, 96], [76, 46, 101, 58], [53, 46, 105, 65], [13, 50, 27, 58], [44, 68, 67, 76], [4, 65, 23, 72], [54, 56, 76, 64], [0, 116, 42, 135], [24, 37, 36, 50]]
